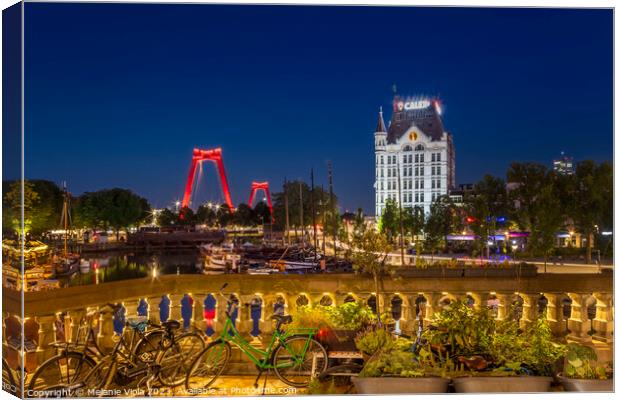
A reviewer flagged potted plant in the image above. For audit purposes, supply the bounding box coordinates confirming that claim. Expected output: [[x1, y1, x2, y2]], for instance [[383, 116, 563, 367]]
[[426, 300, 564, 393], [557, 343, 613, 392], [289, 301, 376, 352], [351, 327, 451, 394]]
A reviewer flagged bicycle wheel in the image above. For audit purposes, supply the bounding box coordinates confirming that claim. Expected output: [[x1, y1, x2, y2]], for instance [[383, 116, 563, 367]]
[[2, 358, 18, 396], [157, 332, 205, 387], [184, 340, 231, 393], [26, 352, 96, 398], [133, 330, 165, 364], [272, 336, 327, 388], [78, 356, 116, 395]]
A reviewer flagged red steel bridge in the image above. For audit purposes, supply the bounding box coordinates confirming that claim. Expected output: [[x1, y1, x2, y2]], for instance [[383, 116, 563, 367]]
[[181, 147, 273, 218]]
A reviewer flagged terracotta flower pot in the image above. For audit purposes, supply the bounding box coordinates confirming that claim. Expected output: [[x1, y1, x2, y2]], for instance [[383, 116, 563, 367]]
[[351, 376, 450, 394], [557, 374, 613, 392], [452, 376, 553, 393]]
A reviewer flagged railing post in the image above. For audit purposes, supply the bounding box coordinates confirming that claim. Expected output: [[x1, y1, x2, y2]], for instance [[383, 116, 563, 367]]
[[68, 309, 86, 343], [97, 304, 115, 352], [36, 315, 57, 364], [169, 294, 184, 322], [496, 293, 509, 321], [521, 293, 539, 327], [192, 294, 205, 332], [148, 297, 162, 323]]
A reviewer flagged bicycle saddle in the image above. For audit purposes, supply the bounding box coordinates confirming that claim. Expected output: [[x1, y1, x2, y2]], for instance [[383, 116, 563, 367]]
[[127, 316, 149, 332], [162, 320, 181, 331], [270, 314, 293, 324]]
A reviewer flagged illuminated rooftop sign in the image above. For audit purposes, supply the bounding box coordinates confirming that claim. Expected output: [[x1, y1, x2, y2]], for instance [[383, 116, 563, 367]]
[[396, 99, 431, 111]]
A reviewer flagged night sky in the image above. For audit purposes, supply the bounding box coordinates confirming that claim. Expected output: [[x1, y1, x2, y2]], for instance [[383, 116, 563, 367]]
[[14, 4, 613, 214]]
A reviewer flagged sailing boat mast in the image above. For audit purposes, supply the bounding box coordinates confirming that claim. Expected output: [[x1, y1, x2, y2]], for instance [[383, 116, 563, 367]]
[[60, 182, 71, 257]]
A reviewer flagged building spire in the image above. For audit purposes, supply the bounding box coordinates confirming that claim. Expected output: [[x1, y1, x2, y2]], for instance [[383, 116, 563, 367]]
[[375, 106, 387, 133]]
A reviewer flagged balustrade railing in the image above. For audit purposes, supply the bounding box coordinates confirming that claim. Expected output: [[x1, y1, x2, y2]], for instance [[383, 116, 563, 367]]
[[2, 273, 613, 374]]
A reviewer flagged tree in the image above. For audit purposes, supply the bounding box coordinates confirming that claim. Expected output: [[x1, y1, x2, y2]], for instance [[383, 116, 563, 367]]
[[402, 206, 425, 244], [424, 196, 461, 259], [352, 208, 367, 242], [158, 208, 179, 227], [465, 175, 509, 258], [73, 188, 150, 237], [529, 185, 563, 269], [253, 201, 272, 225], [350, 229, 395, 322], [3, 180, 40, 237], [378, 198, 400, 243], [566, 161, 613, 263], [3, 180, 65, 238], [195, 204, 217, 226], [217, 203, 233, 227], [272, 180, 333, 231], [507, 162, 549, 233], [233, 203, 255, 227]]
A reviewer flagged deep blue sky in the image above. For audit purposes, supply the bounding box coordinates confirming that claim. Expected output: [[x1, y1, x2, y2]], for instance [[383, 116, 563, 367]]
[[18, 4, 613, 213]]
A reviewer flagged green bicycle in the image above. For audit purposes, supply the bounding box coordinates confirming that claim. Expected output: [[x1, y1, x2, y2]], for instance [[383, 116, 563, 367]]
[[185, 283, 328, 391]]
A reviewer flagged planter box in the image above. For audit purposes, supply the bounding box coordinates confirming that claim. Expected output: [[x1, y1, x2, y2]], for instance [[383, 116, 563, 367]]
[[319, 329, 358, 352], [453, 376, 552, 393], [558, 374, 613, 392], [352, 376, 450, 394]]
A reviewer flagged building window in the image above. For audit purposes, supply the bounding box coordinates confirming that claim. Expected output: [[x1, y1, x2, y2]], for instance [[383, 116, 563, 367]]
[[437, 153, 441, 162], [420, 193, 424, 202], [415, 193, 419, 202], [432, 180, 435, 189], [420, 167, 424, 175], [415, 144, 424, 151], [437, 180, 441, 189], [421, 180, 424, 189], [432, 153, 436, 162], [414, 154, 419, 163], [420, 154, 424, 162]]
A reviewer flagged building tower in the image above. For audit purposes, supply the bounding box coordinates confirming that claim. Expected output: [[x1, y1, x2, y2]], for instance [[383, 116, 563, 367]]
[[374, 107, 387, 218], [374, 95, 455, 218], [553, 151, 574, 175]]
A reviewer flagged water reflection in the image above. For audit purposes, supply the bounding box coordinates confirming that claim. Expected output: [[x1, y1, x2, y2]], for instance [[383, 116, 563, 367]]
[[63, 251, 203, 287]]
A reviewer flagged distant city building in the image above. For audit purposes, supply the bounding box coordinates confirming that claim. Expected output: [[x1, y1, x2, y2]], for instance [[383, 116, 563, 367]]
[[553, 151, 574, 175], [448, 183, 474, 205], [374, 95, 455, 217]]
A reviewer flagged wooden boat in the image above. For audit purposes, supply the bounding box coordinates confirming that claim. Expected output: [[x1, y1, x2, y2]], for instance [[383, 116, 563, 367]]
[[268, 259, 318, 272], [2, 265, 57, 291], [79, 259, 91, 274], [53, 183, 80, 277]]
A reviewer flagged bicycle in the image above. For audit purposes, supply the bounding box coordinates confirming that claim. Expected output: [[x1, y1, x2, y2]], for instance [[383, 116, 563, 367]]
[[79, 313, 205, 395], [185, 283, 328, 392], [27, 306, 204, 397]]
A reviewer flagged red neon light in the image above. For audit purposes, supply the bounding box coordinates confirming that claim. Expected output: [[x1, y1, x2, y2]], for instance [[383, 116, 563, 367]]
[[248, 181, 274, 221], [181, 148, 234, 212]]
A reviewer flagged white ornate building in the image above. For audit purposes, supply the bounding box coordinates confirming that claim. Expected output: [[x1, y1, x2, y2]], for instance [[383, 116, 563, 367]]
[[374, 95, 455, 217]]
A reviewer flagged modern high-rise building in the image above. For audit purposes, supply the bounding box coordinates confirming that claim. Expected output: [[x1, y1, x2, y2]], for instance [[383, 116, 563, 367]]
[[374, 95, 455, 218], [553, 151, 575, 175]]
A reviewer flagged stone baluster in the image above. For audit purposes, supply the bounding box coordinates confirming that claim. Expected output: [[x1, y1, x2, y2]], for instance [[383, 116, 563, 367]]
[[36, 315, 57, 364], [192, 294, 206, 332], [97, 304, 116, 352], [599, 294, 614, 343], [575, 294, 593, 342], [68, 309, 86, 343], [495, 293, 510, 321], [260, 294, 276, 336], [521, 293, 539, 328], [423, 293, 437, 324], [147, 297, 162, 323], [123, 299, 141, 318], [237, 295, 254, 337], [169, 294, 184, 322]]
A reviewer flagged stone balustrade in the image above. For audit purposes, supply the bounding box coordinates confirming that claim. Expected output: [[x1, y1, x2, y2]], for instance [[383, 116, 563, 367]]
[[2, 272, 613, 372]]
